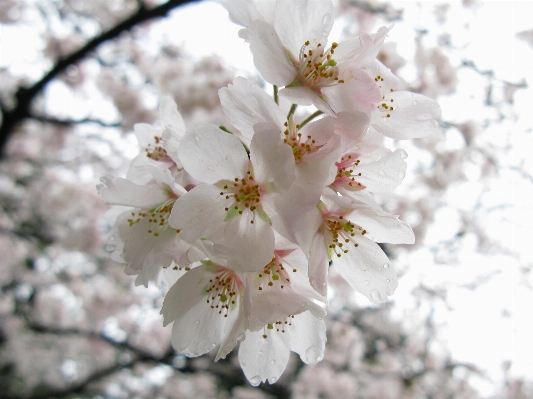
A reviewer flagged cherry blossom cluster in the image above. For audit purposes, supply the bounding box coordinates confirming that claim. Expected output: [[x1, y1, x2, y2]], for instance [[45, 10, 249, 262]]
[[98, 0, 440, 386]]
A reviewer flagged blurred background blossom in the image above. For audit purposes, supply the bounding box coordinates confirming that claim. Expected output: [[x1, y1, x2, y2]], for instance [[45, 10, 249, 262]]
[[1, 0, 532, 398]]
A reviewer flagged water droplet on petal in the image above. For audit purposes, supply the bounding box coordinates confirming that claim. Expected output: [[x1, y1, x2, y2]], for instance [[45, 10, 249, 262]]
[[241, 362, 246, 367], [412, 100, 418, 105], [195, 320, 200, 324], [322, 14, 331, 26], [383, 263, 390, 269], [246, 123, 251, 127], [269, 376, 278, 383], [251, 111, 256, 116], [305, 346, 323, 363], [249, 375, 262, 386], [259, 355, 263, 360], [270, 359, 276, 365], [364, 280, 370, 285], [251, 84, 257, 89], [237, 332, 245, 341], [399, 171, 405, 179], [400, 151, 408, 159]]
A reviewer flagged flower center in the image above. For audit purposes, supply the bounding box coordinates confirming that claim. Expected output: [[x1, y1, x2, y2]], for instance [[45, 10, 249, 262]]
[[322, 213, 366, 259], [256, 253, 297, 291], [332, 154, 365, 190], [127, 198, 177, 238], [262, 316, 295, 338], [282, 118, 322, 163], [205, 267, 242, 318], [145, 135, 174, 164], [219, 169, 262, 222], [296, 41, 344, 88]]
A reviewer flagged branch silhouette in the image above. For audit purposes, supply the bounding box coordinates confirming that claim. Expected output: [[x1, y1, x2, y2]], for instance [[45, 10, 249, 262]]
[[0, 0, 197, 157]]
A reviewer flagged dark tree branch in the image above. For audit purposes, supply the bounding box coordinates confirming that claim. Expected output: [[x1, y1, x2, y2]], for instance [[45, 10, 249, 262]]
[[19, 323, 292, 399], [29, 115, 121, 128], [0, 0, 198, 157]]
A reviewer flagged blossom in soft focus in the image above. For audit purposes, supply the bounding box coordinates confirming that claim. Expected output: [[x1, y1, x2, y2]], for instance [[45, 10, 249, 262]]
[[96, 0, 441, 386]]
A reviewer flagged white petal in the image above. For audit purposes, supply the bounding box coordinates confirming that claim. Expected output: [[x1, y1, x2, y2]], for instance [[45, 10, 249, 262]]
[[332, 111, 373, 154], [307, 232, 329, 296], [98, 175, 168, 208], [160, 95, 186, 138], [273, 0, 335, 58], [372, 91, 442, 139], [356, 149, 407, 193], [126, 154, 157, 184], [250, 122, 295, 191], [178, 124, 248, 184], [279, 86, 334, 115], [168, 184, 227, 243], [219, 77, 285, 141], [289, 312, 326, 364], [238, 328, 290, 386], [220, 0, 263, 27], [222, 208, 275, 272], [239, 21, 296, 87], [333, 236, 397, 303], [345, 203, 415, 244], [133, 123, 158, 148], [161, 265, 211, 326]]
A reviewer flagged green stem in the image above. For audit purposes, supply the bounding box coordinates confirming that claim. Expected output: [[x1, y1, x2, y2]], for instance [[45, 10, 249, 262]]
[[273, 85, 279, 105], [299, 110, 323, 128], [287, 104, 297, 120], [219, 126, 234, 134]]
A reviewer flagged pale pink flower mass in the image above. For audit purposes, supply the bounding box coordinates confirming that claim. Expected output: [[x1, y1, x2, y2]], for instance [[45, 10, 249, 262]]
[[97, 0, 441, 386]]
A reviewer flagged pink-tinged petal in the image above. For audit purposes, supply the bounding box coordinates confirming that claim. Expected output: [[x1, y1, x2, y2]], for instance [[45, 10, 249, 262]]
[[307, 231, 329, 296], [178, 124, 248, 184], [239, 21, 296, 87], [279, 86, 334, 115], [323, 68, 381, 115], [358, 26, 392, 68], [220, 0, 263, 27], [222, 208, 275, 272], [250, 122, 295, 190], [364, 59, 400, 92], [333, 236, 398, 304], [332, 111, 373, 153], [168, 184, 227, 243], [372, 91, 442, 139], [273, 0, 335, 58], [219, 77, 285, 141], [333, 34, 373, 65], [289, 312, 326, 364], [97, 175, 168, 208], [238, 328, 290, 386], [355, 148, 407, 193], [295, 133, 341, 192]]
